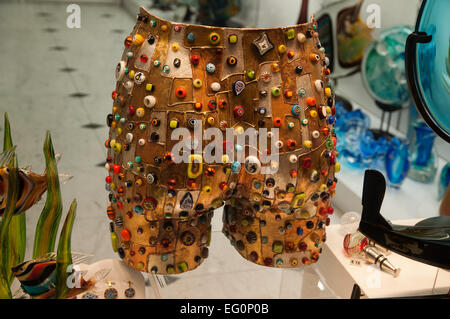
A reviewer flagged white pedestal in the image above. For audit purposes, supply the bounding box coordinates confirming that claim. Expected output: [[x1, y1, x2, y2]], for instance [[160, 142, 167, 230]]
[[76, 258, 146, 299], [316, 220, 450, 298]]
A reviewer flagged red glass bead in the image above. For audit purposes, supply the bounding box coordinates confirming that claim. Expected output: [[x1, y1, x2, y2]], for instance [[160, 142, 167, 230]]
[[191, 55, 200, 65], [298, 242, 307, 251], [187, 179, 196, 188], [302, 158, 312, 169], [112, 164, 120, 175], [219, 182, 228, 190], [105, 176, 112, 184], [140, 54, 148, 63], [263, 258, 273, 266]]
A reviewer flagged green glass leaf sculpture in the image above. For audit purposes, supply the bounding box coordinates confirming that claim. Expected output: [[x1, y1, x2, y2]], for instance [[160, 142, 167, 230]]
[[2, 113, 26, 287], [0, 156, 19, 299], [33, 131, 63, 258], [55, 199, 76, 299]]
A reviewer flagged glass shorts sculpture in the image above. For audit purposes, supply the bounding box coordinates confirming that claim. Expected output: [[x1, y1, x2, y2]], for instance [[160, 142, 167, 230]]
[[105, 7, 338, 274]]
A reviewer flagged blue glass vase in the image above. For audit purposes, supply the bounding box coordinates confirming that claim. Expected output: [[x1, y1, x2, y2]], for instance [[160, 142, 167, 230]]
[[385, 137, 410, 188], [408, 120, 437, 183], [438, 163, 450, 200]]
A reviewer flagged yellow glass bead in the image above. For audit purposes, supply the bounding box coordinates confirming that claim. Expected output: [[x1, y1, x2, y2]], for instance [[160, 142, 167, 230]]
[[169, 119, 178, 129], [111, 122, 116, 129], [171, 42, 179, 51], [137, 262, 145, 270], [241, 219, 249, 227], [110, 183, 116, 191], [292, 192, 306, 208], [235, 126, 244, 135], [166, 266, 175, 274], [136, 107, 145, 118], [161, 25, 168, 31], [113, 142, 122, 153], [229, 34, 238, 44], [325, 87, 332, 97], [335, 161, 341, 173], [271, 62, 280, 72], [110, 232, 118, 252], [222, 154, 229, 164], [207, 117, 215, 125], [278, 44, 287, 54], [193, 78, 202, 88], [203, 185, 212, 193], [128, 70, 135, 79], [177, 262, 188, 272], [310, 110, 318, 118], [209, 32, 221, 45], [112, 106, 118, 113], [326, 106, 332, 114], [110, 139, 116, 147], [187, 154, 203, 179], [132, 34, 144, 46], [286, 28, 295, 40], [146, 83, 153, 91], [320, 184, 327, 191], [116, 128, 122, 135], [303, 140, 312, 148]]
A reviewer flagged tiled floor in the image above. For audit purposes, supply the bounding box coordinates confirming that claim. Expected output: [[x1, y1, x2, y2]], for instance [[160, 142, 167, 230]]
[[1, 1, 339, 298]]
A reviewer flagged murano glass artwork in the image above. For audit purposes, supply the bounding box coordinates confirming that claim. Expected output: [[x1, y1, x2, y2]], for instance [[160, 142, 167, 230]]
[[105, 7, 338, 274]]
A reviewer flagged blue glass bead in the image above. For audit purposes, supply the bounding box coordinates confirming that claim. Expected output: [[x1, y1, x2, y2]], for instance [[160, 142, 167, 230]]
[[187, 32, 195, 42]]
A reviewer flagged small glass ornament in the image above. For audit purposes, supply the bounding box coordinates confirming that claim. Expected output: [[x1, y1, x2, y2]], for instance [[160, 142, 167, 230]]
[[438, 163, 450, 200], [408, 120, 437, 183], [339, 211, 361, 235], [385, 137, 410, 188]]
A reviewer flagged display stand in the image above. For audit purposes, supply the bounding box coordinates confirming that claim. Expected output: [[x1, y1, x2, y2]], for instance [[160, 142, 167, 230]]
[[370, 100, 406, 140], [316, 220, 450, 298], [76, 259, 148, 299]]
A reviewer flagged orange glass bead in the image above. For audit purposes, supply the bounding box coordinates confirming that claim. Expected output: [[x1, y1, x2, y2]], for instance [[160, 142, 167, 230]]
[[121, 229, 131, 242], [124, 36, 133, 48], [290, 169, 298, 178], [107, 206, 115, 220], [284, 89, 293, 98], [306, 97, 316, 106], [286, 139, 297, 149], [273, 117, 282, 127], [175, 86, 187, 98]]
